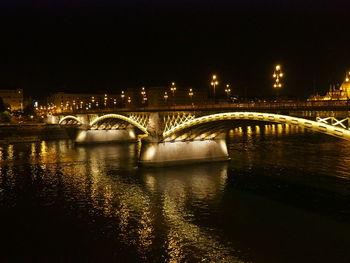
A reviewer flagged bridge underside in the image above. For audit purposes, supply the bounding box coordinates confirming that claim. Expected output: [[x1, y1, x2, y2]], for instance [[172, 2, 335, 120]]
[[76, 117, 146, 144], [76, 128, 138, 144], [162, 112, 350, 142], [162, 120, 267, 142], [56, 111, 350, 166]]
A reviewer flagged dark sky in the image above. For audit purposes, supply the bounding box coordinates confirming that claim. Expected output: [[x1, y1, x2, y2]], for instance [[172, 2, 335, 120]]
[[0, 0, 349, 98]]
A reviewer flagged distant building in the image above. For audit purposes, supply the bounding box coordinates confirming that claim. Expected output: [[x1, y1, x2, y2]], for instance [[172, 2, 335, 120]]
[[46, 87, 209, 113], [47, 92, 119, 112], [0, 88, 24, 111], [308, 71, 350, 101]]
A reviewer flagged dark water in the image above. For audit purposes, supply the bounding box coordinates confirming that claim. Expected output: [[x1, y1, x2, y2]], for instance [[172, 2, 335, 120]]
[[1, 124, 350, 263]]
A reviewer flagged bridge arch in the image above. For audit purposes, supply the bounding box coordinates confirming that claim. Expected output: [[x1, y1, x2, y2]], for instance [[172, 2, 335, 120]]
[[89, 114, 148, 134], [59, 115, 82, 125], [163, 112, 350, 141]]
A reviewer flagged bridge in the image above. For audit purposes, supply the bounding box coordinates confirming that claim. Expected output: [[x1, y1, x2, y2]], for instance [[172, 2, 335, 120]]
[[47, 101, 350, 166]]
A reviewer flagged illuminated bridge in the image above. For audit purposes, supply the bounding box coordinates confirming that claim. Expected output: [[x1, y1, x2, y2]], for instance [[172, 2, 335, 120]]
[[47, 102, 350, 166]]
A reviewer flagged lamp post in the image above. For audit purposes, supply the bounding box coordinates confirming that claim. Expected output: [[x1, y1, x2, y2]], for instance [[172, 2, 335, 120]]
[[141, 87, 147, 106], [127, 96, 131, 105], [91, 96, 95, 109], [164, 91, 169, 106], [211, 75, 219, 104], [188, 88, 194, 105], [104, 94, 108, 108], [273, 65, 283, 101], [121, 91, 125, 107], [225, 84, 231, 101], [170, 82, 176, 105]]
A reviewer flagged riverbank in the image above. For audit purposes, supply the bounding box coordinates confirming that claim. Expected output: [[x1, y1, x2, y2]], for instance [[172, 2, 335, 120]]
[[0, 124, 77, 144]]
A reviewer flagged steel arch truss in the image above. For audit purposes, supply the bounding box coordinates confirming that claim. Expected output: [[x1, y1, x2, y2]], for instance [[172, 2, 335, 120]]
[[316, 117, 350, 130], [164, 122, 230, 142], [128, 113, 149, 129], [89, 114, 148, 134], [163, 112, 350, 141], [59, 115, 82, 125], [163, 113, 196, 134]]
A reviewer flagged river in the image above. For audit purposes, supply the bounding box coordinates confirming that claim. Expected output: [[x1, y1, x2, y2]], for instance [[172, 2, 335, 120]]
[[1, 124, 350, 262]]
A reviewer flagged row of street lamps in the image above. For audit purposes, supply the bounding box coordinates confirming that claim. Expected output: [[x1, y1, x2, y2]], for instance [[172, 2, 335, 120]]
[[118, 64, 284, 107], [211, 64, 284, 102], [211, 74, 231, 103], [164, 82, 195, 105]]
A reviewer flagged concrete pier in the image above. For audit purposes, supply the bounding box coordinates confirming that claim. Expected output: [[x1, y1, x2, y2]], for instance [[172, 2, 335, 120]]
[[75, 129, 137, 144], [139, 139, 229, 166]]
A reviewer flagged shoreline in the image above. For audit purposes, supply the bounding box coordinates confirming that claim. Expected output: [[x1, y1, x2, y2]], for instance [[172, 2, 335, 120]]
[[0, 123, 77, 144]]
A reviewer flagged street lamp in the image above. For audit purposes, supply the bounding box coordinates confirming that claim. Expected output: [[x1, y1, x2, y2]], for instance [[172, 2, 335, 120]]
[[141, 87, 146, 96], [141, 87, 147, 105], [188, 88, 194, 105], [345, 71, 350, 82], [273, 65, 283, 100], [225, 84, 231, 101], [121, 91, 125, 107], [170, 82, 176, 105], [211, 74, 219, 104], [127, 96, 131, 105], [104, 94, 108, 108], [164, 91, 169, 106]]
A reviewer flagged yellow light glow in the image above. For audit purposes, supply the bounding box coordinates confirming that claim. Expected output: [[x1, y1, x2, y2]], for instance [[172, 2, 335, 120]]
[[163, 112, 350, 141]]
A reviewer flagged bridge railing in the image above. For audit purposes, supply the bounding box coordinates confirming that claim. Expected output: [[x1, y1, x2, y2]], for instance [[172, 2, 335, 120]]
[[54, 100, 350, 114]]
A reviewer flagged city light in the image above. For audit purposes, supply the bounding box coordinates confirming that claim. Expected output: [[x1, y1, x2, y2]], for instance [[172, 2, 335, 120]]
[[104, 94, 108, 107], [164, 91, 168, 104], [141, 87, 146, 96], [210, 74, 219, 103], [188, 88, 194, 105], [170, 82, 176, 105], [225, 84, 231, 100], [141, 87, 147, 104], [273, 65, 283, 99]]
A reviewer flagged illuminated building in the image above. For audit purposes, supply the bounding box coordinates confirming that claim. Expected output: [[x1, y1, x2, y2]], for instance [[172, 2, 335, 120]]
[[308, 71, 350, 101], [48, 92, 119, 112], [0, 88, 24, 111]]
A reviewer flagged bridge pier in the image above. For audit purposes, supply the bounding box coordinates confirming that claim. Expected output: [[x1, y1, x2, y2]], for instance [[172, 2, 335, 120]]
[[139, 139, 229, 166], [75, 128, 137, 144]]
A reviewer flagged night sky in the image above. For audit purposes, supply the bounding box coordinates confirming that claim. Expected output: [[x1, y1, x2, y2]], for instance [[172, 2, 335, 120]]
[[0, 0, 349, 98]]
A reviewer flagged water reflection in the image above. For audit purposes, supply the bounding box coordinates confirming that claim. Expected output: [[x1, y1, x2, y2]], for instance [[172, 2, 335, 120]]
[[0, 140, 240, 262], [1, 127, 350, 262], [228, 124, 350, 180]]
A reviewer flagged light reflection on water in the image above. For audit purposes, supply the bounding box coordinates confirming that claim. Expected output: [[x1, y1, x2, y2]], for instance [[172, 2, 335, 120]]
[[229, 124, 350, 180], [1, 124, 350, 262]]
